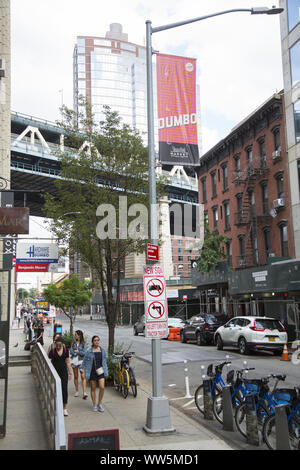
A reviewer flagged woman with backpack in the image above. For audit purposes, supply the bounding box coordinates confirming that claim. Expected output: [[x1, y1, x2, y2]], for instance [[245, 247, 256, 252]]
[[80, 335, 108, 412], [48, 336, 72, 416], [70, 330, 88, 399]]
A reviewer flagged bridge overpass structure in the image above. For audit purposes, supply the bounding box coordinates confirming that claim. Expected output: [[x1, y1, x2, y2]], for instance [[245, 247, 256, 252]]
[[9, 110, 199, 217], [7, 111, 201, 281]]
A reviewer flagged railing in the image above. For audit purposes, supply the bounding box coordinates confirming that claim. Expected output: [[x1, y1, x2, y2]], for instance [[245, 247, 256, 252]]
[[31, 343, 66, 450]]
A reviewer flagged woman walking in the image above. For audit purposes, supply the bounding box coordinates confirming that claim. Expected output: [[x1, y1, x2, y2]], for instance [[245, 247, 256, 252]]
[[70, 330, 88, 399], [81, 335, 108, 412], [48, 336, 72, 416]]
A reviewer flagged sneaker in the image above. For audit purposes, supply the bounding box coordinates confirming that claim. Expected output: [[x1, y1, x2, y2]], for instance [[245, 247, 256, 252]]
[[63, 409, 68, 416], [74, 391, 79, 397], [98, 404, 104, 412], [92, 406, 98, 412], [83, 393, 88, 400]]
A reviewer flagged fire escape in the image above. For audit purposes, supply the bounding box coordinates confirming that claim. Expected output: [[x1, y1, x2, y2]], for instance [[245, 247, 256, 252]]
[[233, 154, 271, 268]]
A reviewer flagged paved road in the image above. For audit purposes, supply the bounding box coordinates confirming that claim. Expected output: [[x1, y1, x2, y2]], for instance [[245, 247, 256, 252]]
[[56, 315, 300, 399]]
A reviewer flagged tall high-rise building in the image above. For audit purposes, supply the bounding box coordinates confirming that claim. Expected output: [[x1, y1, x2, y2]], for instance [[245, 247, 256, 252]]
[[279, 0, 300, 256], [73, 24, 202, 283], [73, 24, 147, 137]]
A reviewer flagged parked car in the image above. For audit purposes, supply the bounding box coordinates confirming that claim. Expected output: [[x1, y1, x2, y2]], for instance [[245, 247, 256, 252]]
[[133, 315, 145, 336], [180, 314, 225, 345], [214, 316, 287, 355]]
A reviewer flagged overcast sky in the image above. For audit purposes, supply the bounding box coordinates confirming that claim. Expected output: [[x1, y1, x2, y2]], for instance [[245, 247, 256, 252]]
[[11, 0, 284, 153], [11, 0, 284, 287]]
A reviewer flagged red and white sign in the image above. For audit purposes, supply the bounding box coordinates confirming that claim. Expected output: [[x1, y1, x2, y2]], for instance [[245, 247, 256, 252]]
[[143, 265, 168, 338], [147, 243, 159, 261], [156, 53, 199, 166], [16, 263, 51, 273]]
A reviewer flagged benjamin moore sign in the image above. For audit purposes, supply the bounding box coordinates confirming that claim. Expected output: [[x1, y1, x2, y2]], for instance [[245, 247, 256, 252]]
[[0, 208, 29, 234]]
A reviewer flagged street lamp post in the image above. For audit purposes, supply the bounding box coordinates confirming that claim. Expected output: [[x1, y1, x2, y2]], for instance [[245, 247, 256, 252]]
[[145, 5, 283, 434]]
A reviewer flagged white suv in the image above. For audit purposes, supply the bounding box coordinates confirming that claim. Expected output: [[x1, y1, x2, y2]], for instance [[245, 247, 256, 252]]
[[214, 316, 287, 355]]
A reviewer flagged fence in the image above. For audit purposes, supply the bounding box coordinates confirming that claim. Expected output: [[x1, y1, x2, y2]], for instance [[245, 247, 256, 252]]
[[31, 343, 66, 450]]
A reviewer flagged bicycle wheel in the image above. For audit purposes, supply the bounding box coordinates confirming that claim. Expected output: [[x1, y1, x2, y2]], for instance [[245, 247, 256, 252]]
[[235, 401, 269, 438], [212, 390, 243, 424], [129, 367, 137, 397], [195, 383, 222, 415], [113, 368, 120, 392], [122, 370, 129, 398], [263, 414, 300, 450]]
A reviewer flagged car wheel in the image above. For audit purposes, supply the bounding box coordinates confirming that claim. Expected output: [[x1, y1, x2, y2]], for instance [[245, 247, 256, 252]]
[[196, 332, 205, 346], [216, 334, 223, 351], [238, 337, 249, 355], [180, 331, 187, 343], [142, 327, 145, 337]]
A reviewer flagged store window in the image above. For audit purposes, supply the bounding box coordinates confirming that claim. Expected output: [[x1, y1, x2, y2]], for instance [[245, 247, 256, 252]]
[[288, 0, 300, 31]]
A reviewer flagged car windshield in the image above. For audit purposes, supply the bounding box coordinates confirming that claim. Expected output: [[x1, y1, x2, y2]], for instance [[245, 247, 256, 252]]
[[255, 318, 285, 331], [205, 314, 218, 323]]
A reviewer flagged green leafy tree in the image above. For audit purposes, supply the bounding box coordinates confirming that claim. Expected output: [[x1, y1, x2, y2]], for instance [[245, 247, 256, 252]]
[[196, 223, 229, 273], [43, 101, 167, 352], [43, 274, 92, 337], [17, 288, 28, 302]]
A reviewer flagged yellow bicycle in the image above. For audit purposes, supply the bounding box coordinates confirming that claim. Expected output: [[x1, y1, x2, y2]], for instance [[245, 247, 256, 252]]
[[112, 352, 137, 398]]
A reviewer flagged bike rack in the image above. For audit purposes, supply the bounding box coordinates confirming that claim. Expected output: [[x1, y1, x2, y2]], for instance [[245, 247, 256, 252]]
[[275, 404, 291, 450]]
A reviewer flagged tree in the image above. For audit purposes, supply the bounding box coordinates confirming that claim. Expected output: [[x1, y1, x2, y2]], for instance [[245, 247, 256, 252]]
[[17, 288, 28, 302], [43, 274, 92, 337], [43, 102, 167, 352], [196, 223, 229, 274]]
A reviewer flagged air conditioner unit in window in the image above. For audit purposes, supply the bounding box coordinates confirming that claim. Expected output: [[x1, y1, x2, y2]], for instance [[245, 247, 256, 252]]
[[272, 149, 281, 159], [273, 198, 285, 209], [239, 259, 246, 267]]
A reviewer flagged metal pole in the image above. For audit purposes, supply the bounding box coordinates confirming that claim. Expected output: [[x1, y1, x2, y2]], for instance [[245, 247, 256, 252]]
[[144, 20, 174, 434]]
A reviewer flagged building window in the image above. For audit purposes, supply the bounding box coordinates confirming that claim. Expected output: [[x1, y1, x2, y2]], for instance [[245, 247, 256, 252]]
[[211, 171, 217, 198], [263, 227, 272, 257], [201, 177, 207, 203], [294, 100, 300, 143], [224, 201, 230, 230], [212, 206, 218, 228], [178, 256, 183, 261], [234, 154, 241, 176], [290, 39, 300, 87], [275, 172, 285, 200], [288, 0, 300, 31], [258, 139, 267, 168], [278, 222, 289, 257], [226, 240, 232, 266], [246, 146, 253, 168], [236, 194, 243, 223], [261, 183, 268, 215], [238, 236, 245, 264], [222, 164, 228, 190], [273, 127, 281, 151]]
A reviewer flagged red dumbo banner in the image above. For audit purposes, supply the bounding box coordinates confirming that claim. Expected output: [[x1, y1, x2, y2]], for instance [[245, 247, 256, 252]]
[[156, 53, 199, 166]]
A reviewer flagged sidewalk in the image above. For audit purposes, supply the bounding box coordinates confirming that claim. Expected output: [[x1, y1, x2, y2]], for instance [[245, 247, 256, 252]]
[[0, 323, 235, 451]]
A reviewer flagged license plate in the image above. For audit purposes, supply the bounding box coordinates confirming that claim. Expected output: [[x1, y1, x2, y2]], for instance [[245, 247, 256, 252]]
[[268, 337, 275, 342]]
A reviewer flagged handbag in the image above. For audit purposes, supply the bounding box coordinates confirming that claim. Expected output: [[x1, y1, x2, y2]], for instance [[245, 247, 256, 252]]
[[71, 343, 83, 368], [94, 351, 104, 376]]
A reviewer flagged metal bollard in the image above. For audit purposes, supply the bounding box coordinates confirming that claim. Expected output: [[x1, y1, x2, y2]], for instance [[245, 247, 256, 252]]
[[203, 379, 214, 420], [222, 386, 234, 431], [183, 360, 192, 398], [245, 394, 260, 446], [275, 404, 291, 450]]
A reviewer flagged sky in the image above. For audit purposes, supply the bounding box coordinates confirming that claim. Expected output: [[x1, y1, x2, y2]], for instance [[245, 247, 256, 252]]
[[10, 0, 284, 287]]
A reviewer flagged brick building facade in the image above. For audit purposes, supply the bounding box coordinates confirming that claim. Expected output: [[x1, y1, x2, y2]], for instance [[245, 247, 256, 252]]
[[197, 92, 294, 270]]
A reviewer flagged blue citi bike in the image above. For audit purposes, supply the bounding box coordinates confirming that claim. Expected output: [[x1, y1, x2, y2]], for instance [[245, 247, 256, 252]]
[[194, 360, 231, 415]]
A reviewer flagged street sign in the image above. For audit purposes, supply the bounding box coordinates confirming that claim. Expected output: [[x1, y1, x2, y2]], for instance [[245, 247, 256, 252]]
[[147, 243, 159, 261], [16, 243, 58, 272], [143, 264, 168, 338]]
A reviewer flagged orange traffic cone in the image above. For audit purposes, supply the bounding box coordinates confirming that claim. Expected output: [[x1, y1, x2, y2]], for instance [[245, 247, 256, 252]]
[[168, 328, 175, 341], [281, 343, 290, 361]]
